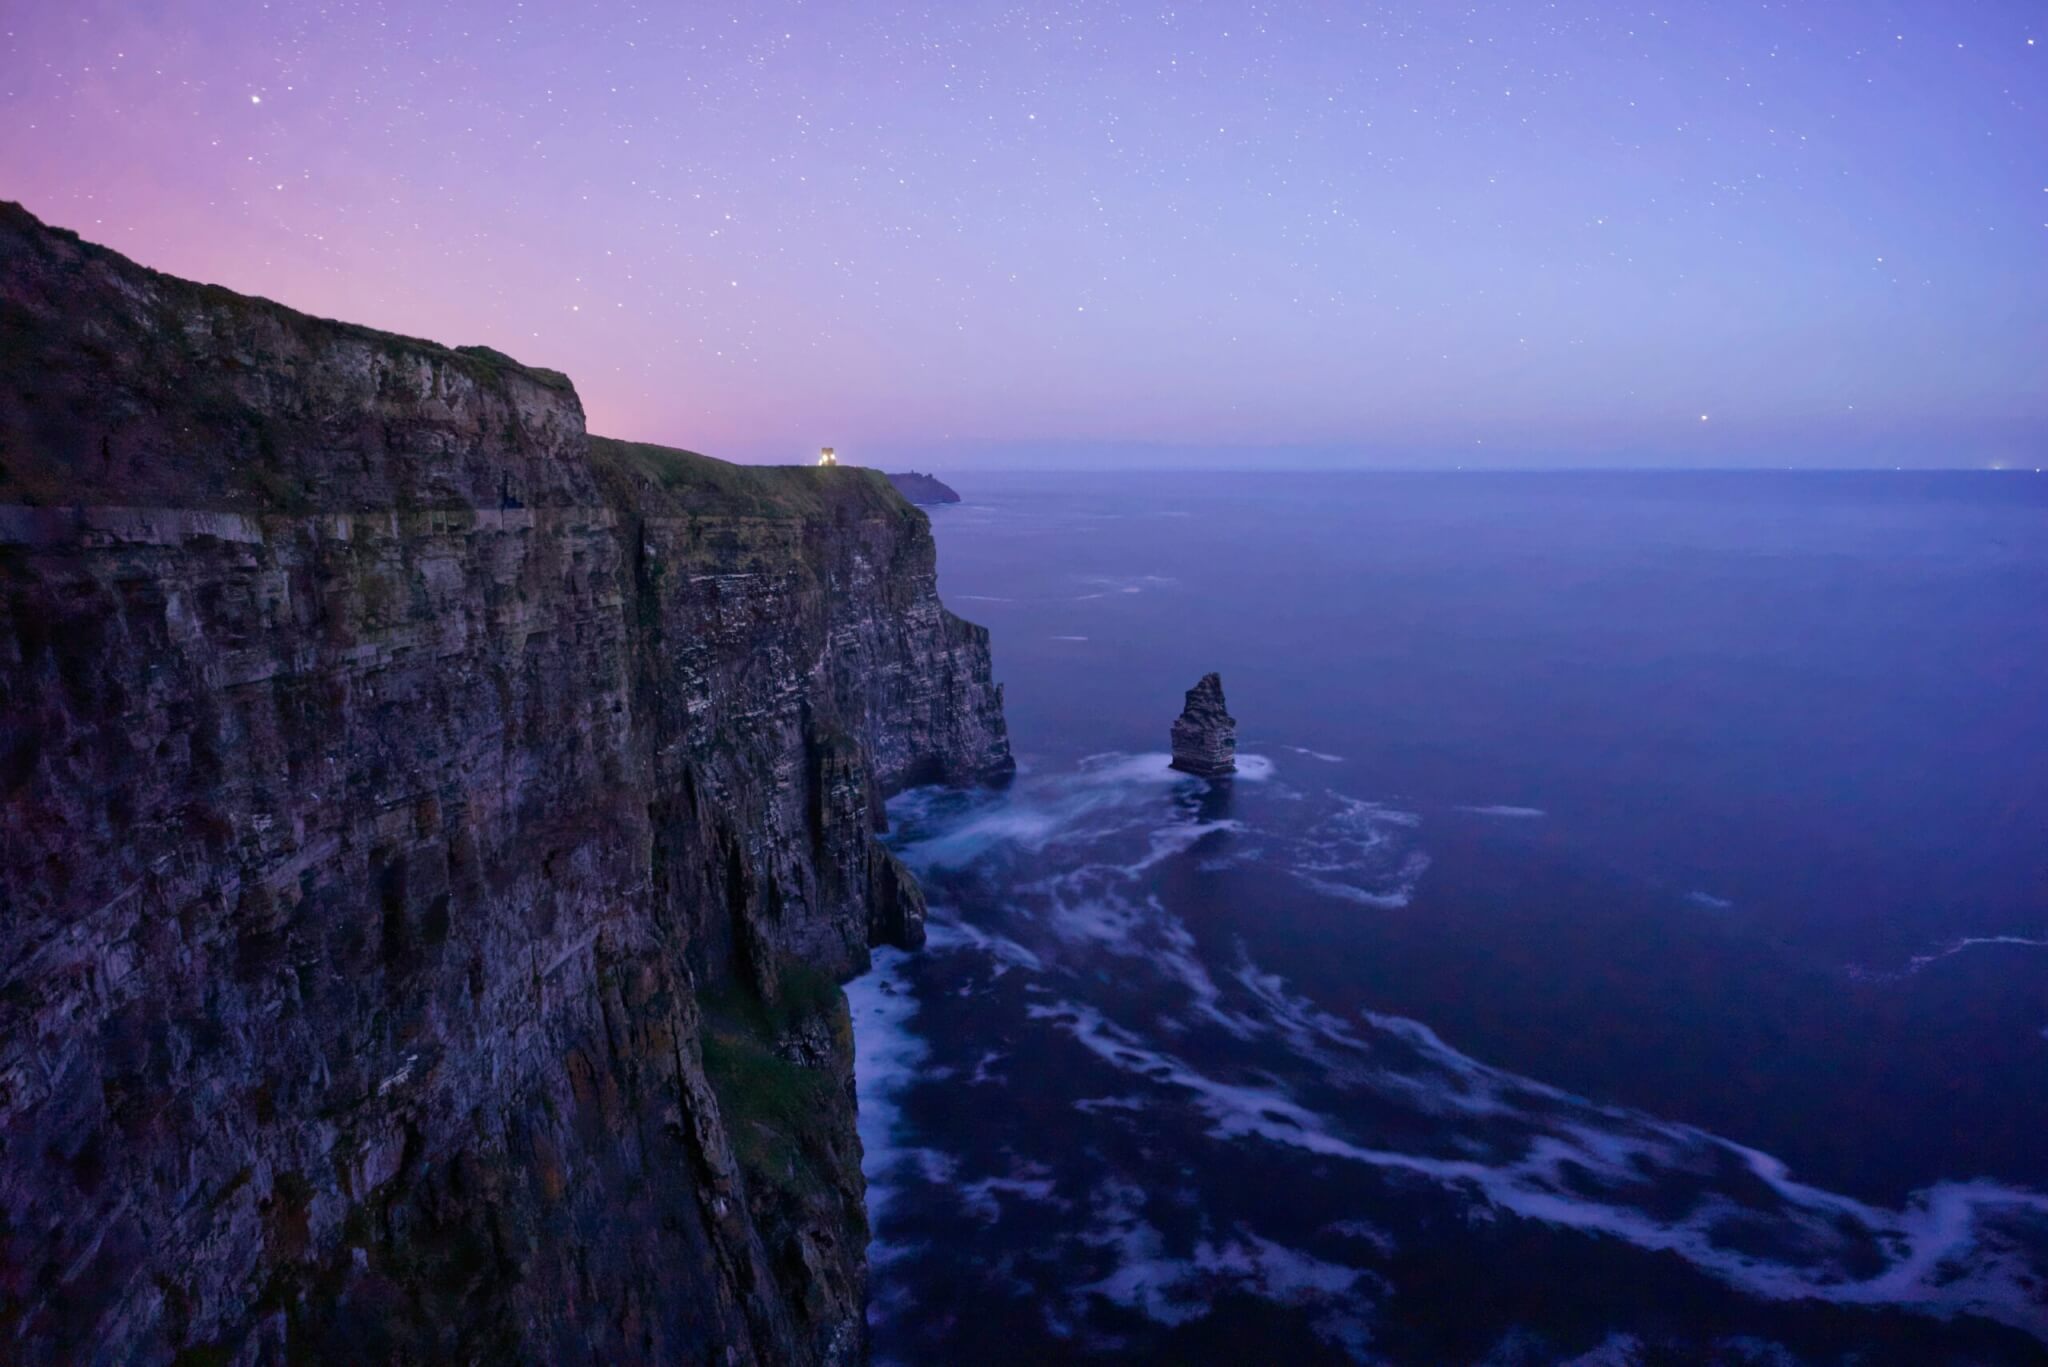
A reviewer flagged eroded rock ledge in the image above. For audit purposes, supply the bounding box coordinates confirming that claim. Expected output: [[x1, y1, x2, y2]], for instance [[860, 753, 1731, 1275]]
[[0, 202, 1010, 1363]]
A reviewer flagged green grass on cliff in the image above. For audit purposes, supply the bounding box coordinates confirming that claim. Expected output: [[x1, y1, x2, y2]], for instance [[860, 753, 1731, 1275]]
[[698, 964, 852, 1202], [587, 435, 916, 522], [700, 1031, 835, 1189]]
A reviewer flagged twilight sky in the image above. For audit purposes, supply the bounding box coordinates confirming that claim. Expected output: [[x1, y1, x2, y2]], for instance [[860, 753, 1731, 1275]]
[[2, 2, 2042, 467]]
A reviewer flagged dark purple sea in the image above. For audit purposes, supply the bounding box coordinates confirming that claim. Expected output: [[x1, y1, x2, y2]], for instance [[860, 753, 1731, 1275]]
[[851, 471, 2048, 1364]]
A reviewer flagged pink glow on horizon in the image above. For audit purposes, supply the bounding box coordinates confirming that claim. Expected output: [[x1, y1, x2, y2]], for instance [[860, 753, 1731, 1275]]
[[4, 2, 2043, 467]]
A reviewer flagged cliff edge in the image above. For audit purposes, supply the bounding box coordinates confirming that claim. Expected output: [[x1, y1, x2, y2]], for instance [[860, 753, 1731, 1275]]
[[0, 202, 1010, 1363]]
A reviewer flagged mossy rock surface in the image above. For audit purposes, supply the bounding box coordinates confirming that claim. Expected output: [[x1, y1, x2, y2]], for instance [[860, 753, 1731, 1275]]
[[698, 963, 851, 1202]]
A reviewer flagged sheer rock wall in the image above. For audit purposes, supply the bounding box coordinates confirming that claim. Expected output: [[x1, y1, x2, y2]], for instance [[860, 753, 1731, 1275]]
[[0, 202, 1009, 1364]]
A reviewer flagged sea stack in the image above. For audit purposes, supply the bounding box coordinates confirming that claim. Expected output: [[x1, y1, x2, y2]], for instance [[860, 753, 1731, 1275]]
[[1170, 672, 1238, 776]]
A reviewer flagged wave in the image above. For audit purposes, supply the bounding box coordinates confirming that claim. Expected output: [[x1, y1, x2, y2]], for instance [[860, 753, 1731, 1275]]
[[1848, 932, 2048, 983], [1285, 746, 1347, 763], [862, 750, 2048, 1349], [1071, 572, 1178, 600], [1289, 794, 1428, 908], [957, 1165, 1065, 1224], [1065, 1177, 1375, 1351], [845, 947, 949, 1247], [1028, 981, 2048, 1340], [890, 753, 1417, 1044], [1024, 959, 2048, 1344], [1907, 934, 2048, 974], [895, 752, 1283, 870]]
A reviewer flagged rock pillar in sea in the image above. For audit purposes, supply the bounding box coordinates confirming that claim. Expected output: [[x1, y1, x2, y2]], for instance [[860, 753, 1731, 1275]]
[[1169, 672, 1238, 776]]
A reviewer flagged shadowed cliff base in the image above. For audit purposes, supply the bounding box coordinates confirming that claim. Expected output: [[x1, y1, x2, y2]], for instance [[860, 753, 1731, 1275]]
[[0, 201, 1009, 1364]]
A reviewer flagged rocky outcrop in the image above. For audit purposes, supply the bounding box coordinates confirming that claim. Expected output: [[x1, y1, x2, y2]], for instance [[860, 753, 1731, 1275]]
[[882, 472, 960, 505], [0, 203, 1010, 1363], [1169, 673, 1237, 776]]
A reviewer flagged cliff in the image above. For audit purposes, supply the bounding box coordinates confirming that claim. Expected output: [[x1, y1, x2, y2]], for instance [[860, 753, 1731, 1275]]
[[881, 472, 960, 506], [0, 203, 1010, 1363]]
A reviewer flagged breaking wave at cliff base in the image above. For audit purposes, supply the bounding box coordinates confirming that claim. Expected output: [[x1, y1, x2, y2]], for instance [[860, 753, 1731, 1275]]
[[854, 752, 2048, 1360]]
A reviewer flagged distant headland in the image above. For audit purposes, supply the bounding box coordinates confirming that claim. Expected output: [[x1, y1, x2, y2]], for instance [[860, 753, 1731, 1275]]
[[885, 470, 962, 505]]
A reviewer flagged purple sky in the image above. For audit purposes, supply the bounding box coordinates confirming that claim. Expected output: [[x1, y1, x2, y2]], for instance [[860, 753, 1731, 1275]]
[[3, 2, 2042, 467]]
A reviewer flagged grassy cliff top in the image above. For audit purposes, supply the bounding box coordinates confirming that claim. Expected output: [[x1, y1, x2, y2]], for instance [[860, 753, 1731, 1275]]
[[588, 436, 921, 523]]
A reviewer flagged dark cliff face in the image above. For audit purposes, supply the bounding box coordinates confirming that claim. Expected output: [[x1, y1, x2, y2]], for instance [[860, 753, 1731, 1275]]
[[0, 203, 1010, 1363]]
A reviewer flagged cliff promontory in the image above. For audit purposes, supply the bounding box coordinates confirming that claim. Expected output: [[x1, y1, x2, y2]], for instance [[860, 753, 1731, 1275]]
[[881, 472, 960, 506], [0, 203, 1010, 1363]]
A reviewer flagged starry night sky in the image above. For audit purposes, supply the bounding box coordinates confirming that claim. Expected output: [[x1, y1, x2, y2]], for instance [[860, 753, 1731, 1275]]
[[2, 2, 2042, 467]]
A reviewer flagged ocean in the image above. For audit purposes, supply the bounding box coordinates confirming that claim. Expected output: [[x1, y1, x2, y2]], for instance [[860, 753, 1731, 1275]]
[[849, 470, 2048, 1364]]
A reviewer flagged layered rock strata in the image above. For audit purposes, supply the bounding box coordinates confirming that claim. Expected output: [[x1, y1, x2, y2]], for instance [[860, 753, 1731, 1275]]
[[0, 203, 1010, 1364], [1169, 672, 1237, 776]]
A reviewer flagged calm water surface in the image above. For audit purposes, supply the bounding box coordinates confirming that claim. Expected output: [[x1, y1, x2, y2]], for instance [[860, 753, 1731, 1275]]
[[852, 471, 2048, 1364]]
